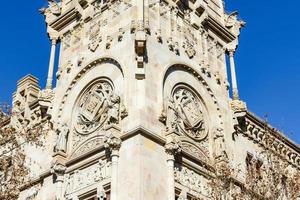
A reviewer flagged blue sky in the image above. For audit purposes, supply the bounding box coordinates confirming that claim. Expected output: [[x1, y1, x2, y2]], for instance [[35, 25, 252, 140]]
[[0, 1, 299, 144]]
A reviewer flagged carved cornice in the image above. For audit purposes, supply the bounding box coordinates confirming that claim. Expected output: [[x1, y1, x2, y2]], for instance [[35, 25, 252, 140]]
[[49, 7, 80, 32], [236, 111, 300, 168], [202, 15, 236, 43]]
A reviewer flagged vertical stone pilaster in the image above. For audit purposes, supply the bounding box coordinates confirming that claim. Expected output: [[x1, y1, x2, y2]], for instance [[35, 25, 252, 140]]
[[104, 134, 122, 200], [51, 159, 66, 200], [165, 133, 181, 200]]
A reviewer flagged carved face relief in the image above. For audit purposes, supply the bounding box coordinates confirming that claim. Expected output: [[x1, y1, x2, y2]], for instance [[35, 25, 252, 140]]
[[74, 81, 122, 135], [165, 87, 208, 141]]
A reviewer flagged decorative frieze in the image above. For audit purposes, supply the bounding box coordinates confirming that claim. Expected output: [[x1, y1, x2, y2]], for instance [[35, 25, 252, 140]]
[[174, 166, 208, 195], [236, 113, 300, 168], [64, 160, 111, 196]]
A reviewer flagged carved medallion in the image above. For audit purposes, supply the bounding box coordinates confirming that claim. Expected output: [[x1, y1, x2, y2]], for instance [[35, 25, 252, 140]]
[[163, 87, 208, 141], [88, 21, 102, 52], [74, 80, 127, 135]]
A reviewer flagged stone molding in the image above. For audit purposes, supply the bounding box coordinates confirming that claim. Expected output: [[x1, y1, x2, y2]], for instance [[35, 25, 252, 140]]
[[57, 57, 123, 119], [236, 112, 300, 168]]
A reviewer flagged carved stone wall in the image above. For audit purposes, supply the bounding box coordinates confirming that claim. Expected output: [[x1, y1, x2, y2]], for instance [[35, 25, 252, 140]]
[[64, 159, 111, 197], [15, 0, 300, 199]]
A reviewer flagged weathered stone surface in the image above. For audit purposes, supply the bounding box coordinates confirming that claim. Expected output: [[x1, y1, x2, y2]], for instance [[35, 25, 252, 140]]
[[13, 0, 299, 199]]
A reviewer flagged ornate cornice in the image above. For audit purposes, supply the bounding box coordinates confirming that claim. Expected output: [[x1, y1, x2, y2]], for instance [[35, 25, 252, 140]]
[[236, 111, 300, 168]]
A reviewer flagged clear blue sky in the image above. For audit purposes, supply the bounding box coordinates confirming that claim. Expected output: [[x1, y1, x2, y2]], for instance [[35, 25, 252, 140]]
[[0, 1, 299, 144]]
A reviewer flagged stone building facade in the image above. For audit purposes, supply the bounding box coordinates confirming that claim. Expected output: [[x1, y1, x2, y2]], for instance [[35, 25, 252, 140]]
[[8, 0, 299, 199]]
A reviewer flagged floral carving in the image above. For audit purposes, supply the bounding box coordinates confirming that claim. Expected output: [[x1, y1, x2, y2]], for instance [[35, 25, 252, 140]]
[[162, 87, 208, 141]]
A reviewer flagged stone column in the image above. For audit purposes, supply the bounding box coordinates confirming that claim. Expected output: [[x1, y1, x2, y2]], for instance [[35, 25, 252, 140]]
[[165, 135, 181, 200], [46, 37, 58, 89], [51, 161, 66, 200], [105, 135, 122, 200], [228, 49, 239, 100]]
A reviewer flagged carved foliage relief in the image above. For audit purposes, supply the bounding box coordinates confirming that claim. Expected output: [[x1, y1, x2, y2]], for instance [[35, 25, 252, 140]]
[[163, 86, 208, 141]]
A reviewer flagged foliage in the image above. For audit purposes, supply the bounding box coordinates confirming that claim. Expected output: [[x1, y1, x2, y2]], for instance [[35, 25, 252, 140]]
[[0, 104, 44, 200], [208, 153, 300, 200]]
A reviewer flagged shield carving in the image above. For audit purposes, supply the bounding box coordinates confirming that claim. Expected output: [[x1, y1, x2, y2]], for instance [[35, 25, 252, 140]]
[[79, 91, 105, 122], [75, 83, 112, 134], [172, 88, 207, 141], [88, 21, 101, 52]]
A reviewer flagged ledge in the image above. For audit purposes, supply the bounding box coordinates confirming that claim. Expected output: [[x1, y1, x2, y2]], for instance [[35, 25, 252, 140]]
[[202, 15, 236, 43]]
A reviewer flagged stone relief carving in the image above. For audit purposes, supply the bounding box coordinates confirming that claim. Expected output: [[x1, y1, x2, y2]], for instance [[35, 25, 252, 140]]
[[161, 87, 208, 141], [71, 136, 104, 158], [74, 80, 127, 135], [24, 186, 40, 200], [213, 127, 227, 161], [54, 123, 69, 153], [72, 25, 83, 45], [88, 20, 102, 52], [180, 141, 209, 161], [38, 89, 55, 102], [62, 32, 71, 50], [174, 166, 207, 195], [65, 160, 111, 196]]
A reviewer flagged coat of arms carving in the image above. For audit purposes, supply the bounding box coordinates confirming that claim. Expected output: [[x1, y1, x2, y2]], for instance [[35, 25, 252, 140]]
[[88, 20, 102, 52], [161, 87, 208, 141], [74, 81, 127, 135]]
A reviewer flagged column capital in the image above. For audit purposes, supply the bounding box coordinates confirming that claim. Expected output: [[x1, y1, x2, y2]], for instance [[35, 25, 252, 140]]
[[50, 160, 66, 182], [228, 48, 235, 56], [104, 134, 122, 156], [50, 38, 58, 45], [165, 132, 181, 159], [165, 142, 181, 161]]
